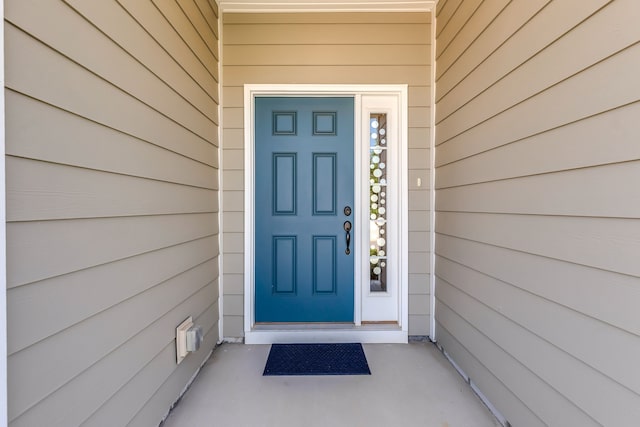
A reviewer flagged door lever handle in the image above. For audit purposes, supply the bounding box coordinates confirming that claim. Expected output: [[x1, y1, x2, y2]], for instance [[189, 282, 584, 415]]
[[343, 221, 352, 255]]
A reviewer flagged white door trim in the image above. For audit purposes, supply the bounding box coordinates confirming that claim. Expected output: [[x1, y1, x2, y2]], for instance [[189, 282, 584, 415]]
[[243, 84, 408, 344]]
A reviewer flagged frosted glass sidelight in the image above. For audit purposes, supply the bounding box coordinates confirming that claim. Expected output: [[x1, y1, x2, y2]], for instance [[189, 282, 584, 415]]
[[369, 113, 388, 292]]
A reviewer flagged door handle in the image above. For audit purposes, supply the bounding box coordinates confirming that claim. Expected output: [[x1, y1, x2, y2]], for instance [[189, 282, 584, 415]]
[[343, 221, 352, 255]]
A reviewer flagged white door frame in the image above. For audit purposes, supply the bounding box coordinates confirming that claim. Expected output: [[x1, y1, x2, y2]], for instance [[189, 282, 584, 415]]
[[243, 84, 408, 344]]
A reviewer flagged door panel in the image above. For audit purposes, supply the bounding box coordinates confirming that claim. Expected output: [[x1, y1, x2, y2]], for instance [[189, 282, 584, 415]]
[[255, 97, 354, 322]]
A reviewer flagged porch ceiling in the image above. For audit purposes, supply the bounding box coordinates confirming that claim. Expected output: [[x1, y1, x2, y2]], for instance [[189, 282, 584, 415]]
[[219, 0, 437, 12]]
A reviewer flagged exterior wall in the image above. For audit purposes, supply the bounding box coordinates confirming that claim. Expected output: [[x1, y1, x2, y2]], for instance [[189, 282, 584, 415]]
[[434, 0, 640, 425], [221, 12, 432, 337], [4, 1, 220, 426]]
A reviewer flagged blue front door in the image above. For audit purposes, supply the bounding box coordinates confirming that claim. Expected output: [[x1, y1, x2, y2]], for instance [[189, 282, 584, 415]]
[[255, 97, 355, 322]]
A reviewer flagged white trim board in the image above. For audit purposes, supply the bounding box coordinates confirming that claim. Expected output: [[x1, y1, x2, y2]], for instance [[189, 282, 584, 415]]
[[0, 0, 8, 423], [243, 84, 409, 344], [429, 1, 437, 341], [246, 328, 408, 344], [217, 6, 225, 344], [219, 0, 437, 13]]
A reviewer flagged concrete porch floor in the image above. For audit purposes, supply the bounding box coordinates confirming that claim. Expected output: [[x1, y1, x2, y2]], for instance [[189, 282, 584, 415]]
[[161, 342, 501, 427]]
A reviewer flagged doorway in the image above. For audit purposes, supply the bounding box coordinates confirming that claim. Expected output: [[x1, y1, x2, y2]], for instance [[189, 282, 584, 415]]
[[244, 85, 409, 343]]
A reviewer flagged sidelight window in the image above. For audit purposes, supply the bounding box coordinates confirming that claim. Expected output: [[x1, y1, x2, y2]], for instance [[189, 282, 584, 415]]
[[369, 113, 388, 293]]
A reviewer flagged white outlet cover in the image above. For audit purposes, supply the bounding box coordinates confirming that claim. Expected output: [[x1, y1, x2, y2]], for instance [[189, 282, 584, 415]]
[[176, 316, 193, 364]]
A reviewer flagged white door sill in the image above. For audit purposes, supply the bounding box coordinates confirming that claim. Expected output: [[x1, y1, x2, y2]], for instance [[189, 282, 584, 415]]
[[244, 324, 408, 344]]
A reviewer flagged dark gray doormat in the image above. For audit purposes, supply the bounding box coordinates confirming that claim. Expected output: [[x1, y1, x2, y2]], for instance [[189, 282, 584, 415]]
[[263, 343, 371, 376]]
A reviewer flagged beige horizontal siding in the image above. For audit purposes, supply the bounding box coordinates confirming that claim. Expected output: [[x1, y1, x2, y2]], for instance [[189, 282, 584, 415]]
[[225, 45, 430, 66], [224, 12, 430, 24], [225, 23, 429, 45], [435, 0, 462, 37], [435, 0, 483, 59], [6, 158, 217, 221], [435, 322, 545, 426], [116, 0, 219, 101], [435, 0, 640, 425], [437, 0, 640, 143], [435, 101, 640, 188], [5, 1, 220, 426], [5, 24, 216, 166], [435, 0, 510, 77], [437, 211, 640, 283], [222, 11, 432, 337], [223, 65, 430, 86], [8, 235, 218, 355], [437, 162, 640, 217], [155, 0, 219, 73], [6, 91, 218, 190], [9, 0, 218, 132], [84, 309, 219, 427], [437, 254, 640, 396], [436, 0, 549, 100], [9, 262, 218, 426], [437, 233, 640, 338], [125, 315, 219, 427], [437, 281, 605, 426], [7, 213, 217, 289], [437, 43, 640, 162]]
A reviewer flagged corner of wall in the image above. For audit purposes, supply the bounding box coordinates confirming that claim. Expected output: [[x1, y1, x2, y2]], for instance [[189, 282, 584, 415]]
[[0, 0, 8, 425]]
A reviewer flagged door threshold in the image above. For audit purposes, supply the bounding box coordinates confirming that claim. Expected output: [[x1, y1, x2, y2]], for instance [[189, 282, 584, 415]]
[[254, 322, 354, 330], [253, 322, 398, 330], [245, 323, 407, 344]]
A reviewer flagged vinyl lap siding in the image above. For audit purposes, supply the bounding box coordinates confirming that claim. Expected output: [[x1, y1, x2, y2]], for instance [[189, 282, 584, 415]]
[[4, 1, 220, 426], [221, 12, 432, 337], [435, 0, 640, 425]]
